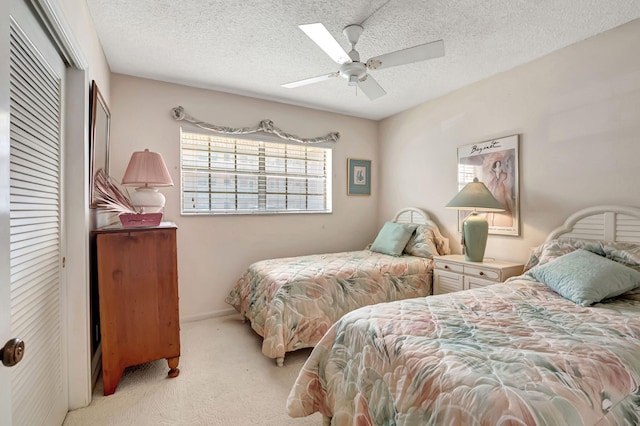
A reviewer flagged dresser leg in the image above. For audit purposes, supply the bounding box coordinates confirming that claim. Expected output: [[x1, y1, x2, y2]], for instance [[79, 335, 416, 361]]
[[167, 356, 180, 378], [102, 365, 124, 396]]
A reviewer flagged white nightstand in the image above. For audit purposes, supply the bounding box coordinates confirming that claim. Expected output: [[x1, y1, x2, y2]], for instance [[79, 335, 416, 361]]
[[433, 254, 524, 295]]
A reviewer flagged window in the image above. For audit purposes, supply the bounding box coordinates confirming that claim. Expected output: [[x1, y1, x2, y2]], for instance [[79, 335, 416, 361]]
[[181, 129, 332, 215], [458, 164, 475, 190]]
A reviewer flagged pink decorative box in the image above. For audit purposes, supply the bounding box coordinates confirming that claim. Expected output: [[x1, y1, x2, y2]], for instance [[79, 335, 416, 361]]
[[119, 213, 163, 228]]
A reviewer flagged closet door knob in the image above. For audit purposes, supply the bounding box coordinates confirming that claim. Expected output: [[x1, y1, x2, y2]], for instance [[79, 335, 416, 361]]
[[1, 338, 25, 367]]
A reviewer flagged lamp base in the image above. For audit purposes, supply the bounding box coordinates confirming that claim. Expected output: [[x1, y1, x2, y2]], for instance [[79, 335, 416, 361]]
[[463, 212, 488, 262], [130, 187, 165, 213]]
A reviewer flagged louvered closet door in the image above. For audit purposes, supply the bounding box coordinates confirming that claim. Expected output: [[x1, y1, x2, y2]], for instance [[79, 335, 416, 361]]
[[6, 0, 68, 424]]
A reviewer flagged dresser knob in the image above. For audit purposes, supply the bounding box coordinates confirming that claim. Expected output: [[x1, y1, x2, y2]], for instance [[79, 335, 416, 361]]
[[444, 265, 449, 269], [479, 271, 484, 276]]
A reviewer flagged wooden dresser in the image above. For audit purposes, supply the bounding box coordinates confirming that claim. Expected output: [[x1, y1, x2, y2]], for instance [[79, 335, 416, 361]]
[[95, 223, 180, 395]]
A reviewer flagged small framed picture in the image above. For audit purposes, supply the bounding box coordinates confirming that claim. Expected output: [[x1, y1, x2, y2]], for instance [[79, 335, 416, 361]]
[[347, 158, 371, 196]]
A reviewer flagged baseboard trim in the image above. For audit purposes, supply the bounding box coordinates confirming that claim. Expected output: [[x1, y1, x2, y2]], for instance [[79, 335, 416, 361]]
[[180, 308, 237, 323]]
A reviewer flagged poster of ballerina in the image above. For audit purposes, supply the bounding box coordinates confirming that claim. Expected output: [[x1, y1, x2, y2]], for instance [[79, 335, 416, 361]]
[[457, 134, 520, 236]]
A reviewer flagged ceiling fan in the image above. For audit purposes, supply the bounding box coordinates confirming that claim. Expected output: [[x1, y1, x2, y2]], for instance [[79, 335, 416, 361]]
[[282, 23, 444, 100]]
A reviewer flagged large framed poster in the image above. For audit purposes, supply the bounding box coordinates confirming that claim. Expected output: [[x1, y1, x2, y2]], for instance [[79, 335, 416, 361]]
[[457, 134, 519, 236]]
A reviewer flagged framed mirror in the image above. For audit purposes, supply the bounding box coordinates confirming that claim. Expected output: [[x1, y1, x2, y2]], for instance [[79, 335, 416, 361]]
[[89, 80, 111, 207]]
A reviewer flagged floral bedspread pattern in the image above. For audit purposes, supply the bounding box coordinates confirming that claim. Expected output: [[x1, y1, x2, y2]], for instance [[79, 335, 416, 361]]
[[225, 250, 433, 360], [287, 277, 640, 425]]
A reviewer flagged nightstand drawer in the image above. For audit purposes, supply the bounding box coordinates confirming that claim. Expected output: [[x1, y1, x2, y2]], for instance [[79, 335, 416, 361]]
[[464, 266, 500, 282], [466, 276, 497, 289], [432, 254, 524, 295], [434, 260, 464, 274]]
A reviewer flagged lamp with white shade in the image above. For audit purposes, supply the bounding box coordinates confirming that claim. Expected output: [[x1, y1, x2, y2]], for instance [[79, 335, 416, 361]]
[[121, 149, 174, 213], [445, 178, 504, 262]]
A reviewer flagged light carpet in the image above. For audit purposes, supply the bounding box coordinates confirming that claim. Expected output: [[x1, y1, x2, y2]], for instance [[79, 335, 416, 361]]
[[63, 315, 322, 425]]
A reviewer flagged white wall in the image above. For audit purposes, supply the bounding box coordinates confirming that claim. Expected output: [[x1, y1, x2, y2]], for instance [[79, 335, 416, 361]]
[[106, 18, 640, 321], [58, 0, 111, 99], [108, 75, 379, 320], [379, 18, 640, 264], [53, 0, 112, 410]]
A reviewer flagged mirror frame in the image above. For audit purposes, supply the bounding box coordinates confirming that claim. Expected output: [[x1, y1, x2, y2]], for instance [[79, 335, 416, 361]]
[[89, 80, 111, 207]]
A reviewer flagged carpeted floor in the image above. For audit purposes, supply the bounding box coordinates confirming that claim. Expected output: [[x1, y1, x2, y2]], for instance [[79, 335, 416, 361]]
[[63, 315, 322, 425]]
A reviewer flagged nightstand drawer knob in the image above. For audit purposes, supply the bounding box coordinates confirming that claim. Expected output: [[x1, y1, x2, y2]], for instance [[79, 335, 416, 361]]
[[479, 271, 484, 276], [444, 265, 449, 269]]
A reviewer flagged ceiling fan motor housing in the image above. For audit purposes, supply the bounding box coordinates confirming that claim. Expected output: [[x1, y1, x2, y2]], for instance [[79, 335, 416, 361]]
[[339, 61, 367, 85]]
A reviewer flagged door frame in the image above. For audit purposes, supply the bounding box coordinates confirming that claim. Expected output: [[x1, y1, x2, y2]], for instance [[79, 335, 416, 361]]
[[31, 0, 94, 410], [1, 0, 94, 413], [0, 0, 12, 419]]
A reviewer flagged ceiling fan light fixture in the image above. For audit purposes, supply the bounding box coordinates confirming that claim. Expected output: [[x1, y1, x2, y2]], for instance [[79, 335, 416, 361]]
[[339, 61, 366, 81], [348, 75, 358, 86]]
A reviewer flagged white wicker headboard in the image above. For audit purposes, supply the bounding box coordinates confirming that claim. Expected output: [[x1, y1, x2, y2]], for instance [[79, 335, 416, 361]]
[[546, 205, 640, 243], [392, 207, 451, 254]]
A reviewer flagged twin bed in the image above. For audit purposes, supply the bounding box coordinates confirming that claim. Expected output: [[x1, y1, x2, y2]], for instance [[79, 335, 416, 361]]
[[286, 205, 640, 425], [225, 207, 450, 366]]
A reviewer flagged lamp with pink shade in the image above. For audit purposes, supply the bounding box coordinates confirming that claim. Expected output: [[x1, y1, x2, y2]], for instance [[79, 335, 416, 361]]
[[122, 149, 174, 214]]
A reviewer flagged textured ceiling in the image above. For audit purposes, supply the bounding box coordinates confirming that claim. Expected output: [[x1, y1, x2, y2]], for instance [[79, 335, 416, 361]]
[[86, 0, 640, 120]]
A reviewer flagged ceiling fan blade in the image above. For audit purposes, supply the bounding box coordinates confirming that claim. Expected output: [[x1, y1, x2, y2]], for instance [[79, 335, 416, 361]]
[[366, 39, 444, 71], [357, 74, 386, 100], [299, 23, 351, 64], [281, 72, 339, 88]]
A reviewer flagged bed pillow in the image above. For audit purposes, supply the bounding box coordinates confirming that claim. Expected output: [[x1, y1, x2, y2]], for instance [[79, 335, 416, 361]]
[[523, 238, 640, 272], [403, 224, 440, 258], [527, 249, 640, 306], [523, 238, 604, 272], [370, 222, 417, 256]]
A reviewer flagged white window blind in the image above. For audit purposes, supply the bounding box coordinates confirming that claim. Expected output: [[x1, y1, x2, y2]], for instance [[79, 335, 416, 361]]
[[458, 164, 475, 190], [181, 130, 332, 215]]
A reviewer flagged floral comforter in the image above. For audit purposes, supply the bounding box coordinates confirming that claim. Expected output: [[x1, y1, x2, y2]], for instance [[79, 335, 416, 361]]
[[225, 250, 433, 361], [287, 277, 640, 425]]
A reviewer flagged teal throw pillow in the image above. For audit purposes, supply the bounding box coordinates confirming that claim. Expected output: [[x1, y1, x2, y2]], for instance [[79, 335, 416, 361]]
[[370, 222, 417, 256], [527, 249, 640, 306]]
